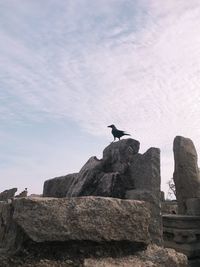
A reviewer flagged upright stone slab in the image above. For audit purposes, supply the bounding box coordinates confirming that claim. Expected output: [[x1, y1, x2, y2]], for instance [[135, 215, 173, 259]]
[[129, 148, 160, 192], [173, 136, 200, 214], [125, 147, 162, 245]]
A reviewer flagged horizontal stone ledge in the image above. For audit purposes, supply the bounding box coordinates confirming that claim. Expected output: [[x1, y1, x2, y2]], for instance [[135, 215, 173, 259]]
[[12, 197, 151, 244], [163, 215, 200, 229]]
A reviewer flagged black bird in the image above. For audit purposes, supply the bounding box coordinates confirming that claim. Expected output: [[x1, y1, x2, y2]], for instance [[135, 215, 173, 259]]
[[108, 124, 131, 142]]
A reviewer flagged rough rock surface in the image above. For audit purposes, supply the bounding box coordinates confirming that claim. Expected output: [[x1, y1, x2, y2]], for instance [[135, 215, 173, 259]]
[[43, 139, 140, 198], [129, 148, 160, 192], [43, 173, 78, 197], [0, 188, 17, 201], [84, 245, 188, 267], [173, 136, 200, 214], [125, 190, 162, 245], [162, 201, 178, 215], [42, 138, 162, 244], [43, 139, 160, 202], [0, 197, 150, 249], [0, 245, 188, 267]]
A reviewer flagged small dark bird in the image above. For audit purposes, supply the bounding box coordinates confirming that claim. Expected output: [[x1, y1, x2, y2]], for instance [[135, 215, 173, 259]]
[[108, 124, 131, 142]]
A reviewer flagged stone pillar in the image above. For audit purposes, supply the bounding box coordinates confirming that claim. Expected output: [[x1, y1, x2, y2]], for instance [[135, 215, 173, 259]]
[[126, 147, 162, 245], [173, 136, 200, 214]]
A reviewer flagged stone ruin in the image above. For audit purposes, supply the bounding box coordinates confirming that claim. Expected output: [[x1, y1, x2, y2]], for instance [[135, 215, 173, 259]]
[[163, 136, 200, 267], [0, 138, 188, 267]]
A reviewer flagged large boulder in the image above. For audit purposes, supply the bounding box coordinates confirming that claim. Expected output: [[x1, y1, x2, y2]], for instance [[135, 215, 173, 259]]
[[0, 188, 17, 201], [13, 197, 150, 244], [173, 136, 200, 214], [43, 139, 161, 200], [43, 139, 141, 198]]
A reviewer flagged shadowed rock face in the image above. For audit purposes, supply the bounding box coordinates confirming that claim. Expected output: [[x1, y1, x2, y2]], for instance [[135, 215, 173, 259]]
[[0, 188, 17, 201], [43, 139, 160, 200], [173, 136, 200, 214], [43, 139, 140, 198], [43, 173, 78, 198]]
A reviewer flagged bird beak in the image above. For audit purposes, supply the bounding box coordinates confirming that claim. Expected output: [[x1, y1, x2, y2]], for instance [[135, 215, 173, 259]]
[[107, 125, 111, 128]]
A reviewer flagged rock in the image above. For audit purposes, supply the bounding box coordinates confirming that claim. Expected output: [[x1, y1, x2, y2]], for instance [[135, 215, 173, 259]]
[[84, 244, 188, 267], [125, 148, 161, 245], [130, 148, 161, 192], [15, 188, 28, 198], [12, 197, 150, 244], [0, 188, 17, 201], [43, 173, 78, 197], [173, 136, 200, 214], [43, 139, 141, 198], [186, 198, 200, 216], [66, 157, 105, 197], [125, 190, 162, 245], [42, 139, 161, 245], [66, 157, 125, 198], [163, 214, 200, 258], [102, 138, 140, 173], [162, 201, 178, 215]]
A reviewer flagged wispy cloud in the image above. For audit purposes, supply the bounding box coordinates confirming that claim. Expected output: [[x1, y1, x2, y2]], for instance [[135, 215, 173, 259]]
[[1, 0, 200, 194]]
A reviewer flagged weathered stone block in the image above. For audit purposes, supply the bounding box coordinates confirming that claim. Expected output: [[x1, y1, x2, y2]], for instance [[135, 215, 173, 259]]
[[125, 190, 162, 245], [12, 197, 150, 244], [130, 147, 161, 192], [173, 136, 200, 214]]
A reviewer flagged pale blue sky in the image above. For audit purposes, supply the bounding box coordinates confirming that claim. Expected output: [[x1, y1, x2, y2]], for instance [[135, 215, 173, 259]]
[[1, 0, 200, 197]]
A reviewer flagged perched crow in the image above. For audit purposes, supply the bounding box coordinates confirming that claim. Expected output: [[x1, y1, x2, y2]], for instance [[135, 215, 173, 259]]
[[108, 124, 131, 141]]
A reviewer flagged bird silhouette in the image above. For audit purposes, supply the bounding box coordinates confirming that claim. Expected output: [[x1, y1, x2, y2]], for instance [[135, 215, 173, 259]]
[[108, 124, 131, 142]]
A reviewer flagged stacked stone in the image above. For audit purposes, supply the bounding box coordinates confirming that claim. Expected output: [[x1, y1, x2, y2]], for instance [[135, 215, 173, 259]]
[[43, 138, 162, 245]]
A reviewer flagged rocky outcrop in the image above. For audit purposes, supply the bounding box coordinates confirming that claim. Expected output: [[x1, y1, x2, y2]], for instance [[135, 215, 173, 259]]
[[0, 188, 17, 201], [43, 139, 162, 244], [173, 136, 200, 214], [43, 139, 160, 200], [43, 139, 140, 198]]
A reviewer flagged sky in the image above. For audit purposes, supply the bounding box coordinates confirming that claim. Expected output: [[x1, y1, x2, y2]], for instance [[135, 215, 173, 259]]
[[1, 0, 200, 198]]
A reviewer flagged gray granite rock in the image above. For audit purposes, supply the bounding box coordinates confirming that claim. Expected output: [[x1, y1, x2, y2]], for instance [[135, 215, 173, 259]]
[[173, 136, 200, 214], [0, 197, 150, 250], [43, 173, 78, 198], [0, 188, 17, 201]]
